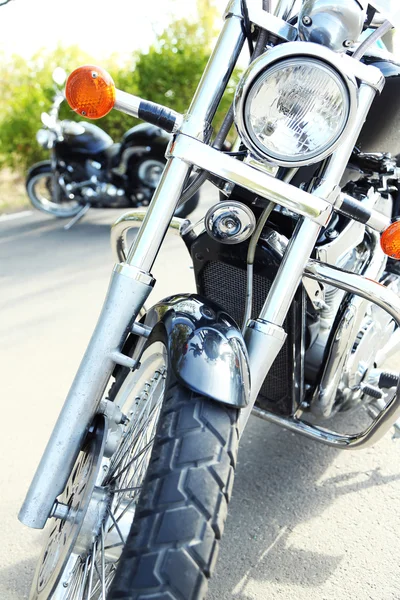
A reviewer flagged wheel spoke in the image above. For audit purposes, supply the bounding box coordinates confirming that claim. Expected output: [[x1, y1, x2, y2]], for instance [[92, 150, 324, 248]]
[[77, 556, 90, 600], [106, 506, 127, 544], [101, 525, 106, 600], [86, 540, 97, 600]]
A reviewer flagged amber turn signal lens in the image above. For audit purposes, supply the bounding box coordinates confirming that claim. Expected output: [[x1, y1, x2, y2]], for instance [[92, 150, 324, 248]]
[[381, 221, 400, 260], [65, 65, 116, 120]]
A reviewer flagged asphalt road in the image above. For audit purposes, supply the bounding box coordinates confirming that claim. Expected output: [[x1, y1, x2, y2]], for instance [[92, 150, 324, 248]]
[[1, 198, 399, 600]]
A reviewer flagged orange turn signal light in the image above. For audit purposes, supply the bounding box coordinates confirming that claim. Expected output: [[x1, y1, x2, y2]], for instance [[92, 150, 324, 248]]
[[65, 65, 116, 120], [381, 221, 400, 260]]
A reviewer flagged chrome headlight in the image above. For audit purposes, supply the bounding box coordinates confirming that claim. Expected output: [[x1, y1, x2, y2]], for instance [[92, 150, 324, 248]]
[[36, 128, 52, 149], [234, 42, 358, 167]]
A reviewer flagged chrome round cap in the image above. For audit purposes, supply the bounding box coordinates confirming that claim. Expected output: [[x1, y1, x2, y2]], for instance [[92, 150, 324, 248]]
[[205, 201, 256, 245]]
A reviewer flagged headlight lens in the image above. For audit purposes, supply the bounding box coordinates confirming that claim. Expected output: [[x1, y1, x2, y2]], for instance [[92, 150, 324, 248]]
[[36, 128, 51, 149], [240, 58, 350, 166]]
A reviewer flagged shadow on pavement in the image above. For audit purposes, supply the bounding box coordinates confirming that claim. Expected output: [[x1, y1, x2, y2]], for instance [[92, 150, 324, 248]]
[[208, 414, 400, 599]]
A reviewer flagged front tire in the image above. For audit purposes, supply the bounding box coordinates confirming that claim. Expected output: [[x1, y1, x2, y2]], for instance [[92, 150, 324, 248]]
[[109, 327, 239, 599], [26, 162, 82, 218], [110, 366, 238, 599]]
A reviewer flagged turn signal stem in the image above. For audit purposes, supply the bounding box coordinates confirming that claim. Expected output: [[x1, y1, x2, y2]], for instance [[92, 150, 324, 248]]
[[115, 90, 182, 133], [65, 65, 182, 133]]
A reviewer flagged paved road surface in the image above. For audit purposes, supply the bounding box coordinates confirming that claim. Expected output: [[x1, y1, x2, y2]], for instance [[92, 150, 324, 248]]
[[0, 199, 399, 600]]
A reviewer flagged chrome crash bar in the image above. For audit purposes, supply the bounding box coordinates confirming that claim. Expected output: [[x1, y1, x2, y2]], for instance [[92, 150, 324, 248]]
[[255, 260, 400, 449], [112, 213, 400, 450]]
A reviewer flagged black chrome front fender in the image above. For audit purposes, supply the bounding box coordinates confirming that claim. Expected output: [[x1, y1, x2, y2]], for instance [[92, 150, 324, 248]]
[[142, 294, 250, 408]]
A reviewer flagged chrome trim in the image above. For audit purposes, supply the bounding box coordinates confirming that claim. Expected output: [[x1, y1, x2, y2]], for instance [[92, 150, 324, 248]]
[[238, 319, 287, 434], [205, 201, 256, 244], [113, 262, 156, 285], [114, 90, 142, 118], [115, 90, 183, 134], [303, 259, 400, 323], [234, 42, 359, 167], [246, 2, 298, 41], [247, 238, 400, 448], [181, 8, 245, 140], [259, 219, 322, 326], [140, 295, 251, 408], [273, 0, 297, 20], [298, 0, 366, 53], [315, 219, 365, 265], [314, 84, 380, 201], [111, 209, 185, 264], [250, 401, 400, 449], [335, 192, 391, 233], [125, 158, 191, 272], [251, 257, 400, 448], [169, 135, 333, 225], [19, 264, 155, 528]]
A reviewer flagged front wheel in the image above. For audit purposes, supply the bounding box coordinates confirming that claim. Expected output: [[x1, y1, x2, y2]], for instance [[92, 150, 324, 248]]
[[26, 162, 82, 218], [29, 329, 239, 599]]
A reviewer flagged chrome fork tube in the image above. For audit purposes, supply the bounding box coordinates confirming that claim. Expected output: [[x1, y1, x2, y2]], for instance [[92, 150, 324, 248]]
[[258, 219, 322, 326], [315, 84, 378, 200], [183, 2, 245, 138], [126, 5, 246, 271], [274, 0, 297, 20], [126, 159, 191, 271], [19, 265, 154, 528], [239, 218, 322, 435], [239, 82, 380, 436], [20, 3, 246, 530]]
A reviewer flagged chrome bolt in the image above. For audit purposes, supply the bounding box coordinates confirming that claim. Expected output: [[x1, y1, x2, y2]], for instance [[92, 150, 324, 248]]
[[50, 501, 70, 520], [302, 15, 312, 26], [343, 40, 353, 48], [63, 582, 68, 588]]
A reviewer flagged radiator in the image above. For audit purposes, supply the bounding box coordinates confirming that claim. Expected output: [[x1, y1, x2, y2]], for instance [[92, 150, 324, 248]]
[[197, 259, 301, 415]]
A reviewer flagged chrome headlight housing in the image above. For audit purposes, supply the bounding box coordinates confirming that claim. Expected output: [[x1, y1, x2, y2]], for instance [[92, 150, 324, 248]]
[[234, 42, 358, 167]]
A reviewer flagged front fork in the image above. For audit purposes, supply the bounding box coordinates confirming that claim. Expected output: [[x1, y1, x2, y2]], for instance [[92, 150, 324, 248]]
[[19, 8, 246, 530]]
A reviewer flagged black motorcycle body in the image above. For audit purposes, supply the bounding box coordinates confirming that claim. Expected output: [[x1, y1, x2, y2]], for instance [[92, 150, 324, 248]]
[[27, 117, 198, 219]]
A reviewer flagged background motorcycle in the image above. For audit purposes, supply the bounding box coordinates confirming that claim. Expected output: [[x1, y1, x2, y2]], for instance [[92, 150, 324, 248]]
[[20, 1, 400, 599], [26, 68, 199, 228]]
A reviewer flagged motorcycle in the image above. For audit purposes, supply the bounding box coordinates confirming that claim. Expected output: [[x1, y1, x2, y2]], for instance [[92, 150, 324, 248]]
[[26, 68, 198, 228], [19, 1, 400, 598]]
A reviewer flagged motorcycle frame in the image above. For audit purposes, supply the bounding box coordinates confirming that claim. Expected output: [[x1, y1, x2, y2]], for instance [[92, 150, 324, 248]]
[[19, 0, 400, 530]]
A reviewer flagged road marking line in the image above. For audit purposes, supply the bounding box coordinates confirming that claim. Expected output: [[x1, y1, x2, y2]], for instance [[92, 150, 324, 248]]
[[0, 210, 33, 222]]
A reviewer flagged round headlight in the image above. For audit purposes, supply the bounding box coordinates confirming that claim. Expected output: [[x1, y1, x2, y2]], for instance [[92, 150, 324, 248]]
[[234, 43, 357, 167]]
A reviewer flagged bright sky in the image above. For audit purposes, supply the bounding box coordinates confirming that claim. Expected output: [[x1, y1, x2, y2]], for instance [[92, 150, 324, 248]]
[[0, 0, 227, 59]]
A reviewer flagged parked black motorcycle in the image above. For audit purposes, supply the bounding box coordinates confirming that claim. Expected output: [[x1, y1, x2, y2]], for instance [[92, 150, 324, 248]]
[[27, 69, 198, 227]]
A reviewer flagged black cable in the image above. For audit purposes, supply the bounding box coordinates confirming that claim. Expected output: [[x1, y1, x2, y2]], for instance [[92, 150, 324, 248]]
[[241, 0, 254, 56]]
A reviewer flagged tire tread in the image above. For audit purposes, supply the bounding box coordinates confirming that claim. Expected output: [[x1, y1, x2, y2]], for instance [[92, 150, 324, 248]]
[[109, 380, 238, 600]]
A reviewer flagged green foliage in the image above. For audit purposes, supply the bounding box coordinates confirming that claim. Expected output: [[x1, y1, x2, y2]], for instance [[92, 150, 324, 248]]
[[0, 0, 240, 175], [0, 45, 95, 171]]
